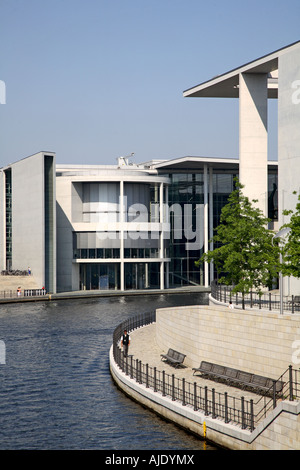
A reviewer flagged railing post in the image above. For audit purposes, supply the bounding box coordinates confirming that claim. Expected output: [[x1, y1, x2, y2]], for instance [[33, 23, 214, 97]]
[[250, 399, 254, 432], [146, 363, 149, 388], [172, 374, 175, 401], [130, 355, 133, 379], [162, 370, 166, 396], [241, 397, 246, 429], [224, 392, 229, 423], [212, 388, 216, 419], [273, 380, 277, 409], [154, 367, 157, 392], [140, 360, 143, 384], [182, 378, 186, 406], [204, 386, 208, 416], [136, 359, 139, 383], [194, 382, 197, 411], [289, 365, 294, 401], [269, 293, 272, 311]]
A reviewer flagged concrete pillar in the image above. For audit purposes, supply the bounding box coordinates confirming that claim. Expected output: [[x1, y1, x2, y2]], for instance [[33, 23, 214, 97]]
[[209, 167, 214, 284], [239, 73, 268, 215], [120, 180, 124, 291], [278, 45, 300, 296], [159, 182, 164, 290], [203, 164, 209, 287]]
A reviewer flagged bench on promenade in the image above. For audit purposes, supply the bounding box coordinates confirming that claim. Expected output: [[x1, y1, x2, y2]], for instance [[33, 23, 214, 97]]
[[192, 360, 284, 395], [161, 348, 186, 368]]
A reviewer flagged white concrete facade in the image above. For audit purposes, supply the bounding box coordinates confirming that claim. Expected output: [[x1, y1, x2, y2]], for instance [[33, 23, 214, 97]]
[[239, 73, 268, 214], [56, 163, 170, 293], [278, 44, 300, 296], [0, 152, 56, 292], [184, 41, 300, 294]]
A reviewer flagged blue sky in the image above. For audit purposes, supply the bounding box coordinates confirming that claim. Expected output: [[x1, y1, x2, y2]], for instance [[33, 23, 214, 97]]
[[1, 0, 299, 166]]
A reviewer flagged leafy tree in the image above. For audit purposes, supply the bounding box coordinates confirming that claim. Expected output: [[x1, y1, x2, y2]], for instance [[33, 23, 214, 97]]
[[280, 192, 300, 279], [197, 178, 279, 306]]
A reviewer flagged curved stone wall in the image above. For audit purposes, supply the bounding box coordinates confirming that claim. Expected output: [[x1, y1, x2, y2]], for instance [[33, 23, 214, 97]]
[[156, 305, 300, 379]]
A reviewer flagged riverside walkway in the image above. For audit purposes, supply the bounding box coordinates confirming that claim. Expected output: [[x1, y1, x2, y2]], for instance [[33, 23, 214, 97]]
[[128, 322, 263, 416]]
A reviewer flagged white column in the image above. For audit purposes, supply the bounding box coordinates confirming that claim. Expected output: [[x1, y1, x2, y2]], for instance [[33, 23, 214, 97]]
[[204, 164, 209, 287], [120, 180, 124, 291], [239, 72, 268, 216], [159, 182, 164, 290], [209, 167, 214, 284]]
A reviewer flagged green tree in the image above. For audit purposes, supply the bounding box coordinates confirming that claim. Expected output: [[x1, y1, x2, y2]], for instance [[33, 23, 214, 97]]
[[197, 179, 279, 305], [280, 192, 300, 278]]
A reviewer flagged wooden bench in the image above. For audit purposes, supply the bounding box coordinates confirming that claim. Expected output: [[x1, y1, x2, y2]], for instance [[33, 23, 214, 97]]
[[192, 361, 284, 395], [161, 348, 186, 368]]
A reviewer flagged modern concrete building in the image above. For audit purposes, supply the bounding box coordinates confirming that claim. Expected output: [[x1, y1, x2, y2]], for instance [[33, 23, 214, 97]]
[[0, 152, 56, 293], [0, 42, 298, 295], [55, 158, 170, 293], [184, 40, 300, 295], [0, 152, 278, 293]]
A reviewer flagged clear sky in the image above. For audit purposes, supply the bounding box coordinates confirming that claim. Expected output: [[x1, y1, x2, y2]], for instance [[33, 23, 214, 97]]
[[1, 0, 300, 167]]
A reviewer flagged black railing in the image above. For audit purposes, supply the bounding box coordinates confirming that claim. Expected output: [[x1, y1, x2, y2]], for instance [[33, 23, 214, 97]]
[[254, 366, 300, 425], [1, 270, 30, 276], [112, 314, 300, 431], [113, 313, 255, 431], [211, 280, 300, 313]]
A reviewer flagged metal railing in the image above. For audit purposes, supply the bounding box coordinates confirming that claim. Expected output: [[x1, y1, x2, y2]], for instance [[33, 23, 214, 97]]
[[113, 313, 254, 430], [24, 289, 47, 297], [112, 313, 300, 432], [1, 270, 30, 276], [211, 280, 300, 313], [0, 288, 47, 299], [255, 366, 300, 425]]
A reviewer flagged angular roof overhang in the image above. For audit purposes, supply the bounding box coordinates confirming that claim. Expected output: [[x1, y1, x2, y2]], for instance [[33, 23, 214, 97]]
[[154, 156, 278, 172], [154, 156, 239, 171], [183, 40, 300, 99]]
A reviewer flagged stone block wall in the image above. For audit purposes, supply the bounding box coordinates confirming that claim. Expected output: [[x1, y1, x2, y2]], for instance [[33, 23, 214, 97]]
[[156, 305, 300, 379]]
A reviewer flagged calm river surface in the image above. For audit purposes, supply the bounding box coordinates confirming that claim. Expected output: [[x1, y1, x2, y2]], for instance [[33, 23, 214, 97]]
[[0, 292, 217, 450]]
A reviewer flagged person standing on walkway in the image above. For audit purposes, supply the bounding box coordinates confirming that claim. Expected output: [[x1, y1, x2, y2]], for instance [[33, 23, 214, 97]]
[[121, 329, 130, 357]]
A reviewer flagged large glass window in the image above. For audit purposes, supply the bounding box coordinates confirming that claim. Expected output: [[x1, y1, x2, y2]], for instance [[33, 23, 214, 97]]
[[268, 170, 278, 220], [168, 171, 235, 287], [80, 263, 120, 290], [124, 182, 164, 222], [82, 183, 119, 223], [168, 173, 205, 286], [124, 262, 160, 290]]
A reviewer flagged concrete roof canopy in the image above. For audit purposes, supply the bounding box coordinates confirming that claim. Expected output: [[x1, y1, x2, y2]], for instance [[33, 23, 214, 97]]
[[183, 40, 300, 99]]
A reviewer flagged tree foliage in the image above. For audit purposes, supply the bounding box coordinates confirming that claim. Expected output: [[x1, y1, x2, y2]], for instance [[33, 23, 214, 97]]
[[281, 192, 300, 278], [198, 178, 279, 296]]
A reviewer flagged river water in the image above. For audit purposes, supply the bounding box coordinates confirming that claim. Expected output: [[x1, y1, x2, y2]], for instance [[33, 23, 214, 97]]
[[0, 292, 217, 450]]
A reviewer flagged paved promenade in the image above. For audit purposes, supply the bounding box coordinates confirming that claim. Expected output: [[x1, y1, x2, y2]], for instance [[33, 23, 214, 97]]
[[128, 323, 265, 415]]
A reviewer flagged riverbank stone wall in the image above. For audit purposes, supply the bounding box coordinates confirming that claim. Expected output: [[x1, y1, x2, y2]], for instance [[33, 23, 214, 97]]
[[155, 305, 300, 379]]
